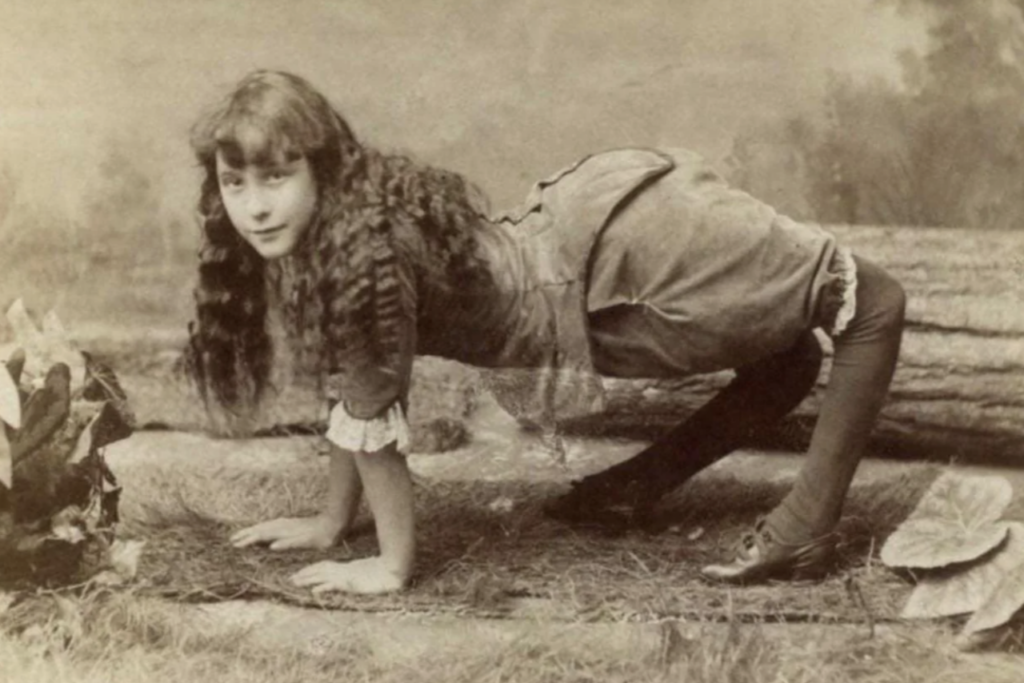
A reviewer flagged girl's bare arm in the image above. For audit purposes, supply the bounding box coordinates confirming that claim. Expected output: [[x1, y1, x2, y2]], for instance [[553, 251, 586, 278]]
[[355, 442, 416, 580], [230, 446, 364, 550], [290, 441, 415, 594], [323, 445, 365, 531]]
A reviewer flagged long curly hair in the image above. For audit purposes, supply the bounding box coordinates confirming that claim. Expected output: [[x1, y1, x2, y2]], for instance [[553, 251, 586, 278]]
[[186, 70, 489, 412]]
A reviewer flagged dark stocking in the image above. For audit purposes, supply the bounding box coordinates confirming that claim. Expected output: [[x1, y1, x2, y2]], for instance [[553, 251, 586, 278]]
[[548, 330, 823, 521]]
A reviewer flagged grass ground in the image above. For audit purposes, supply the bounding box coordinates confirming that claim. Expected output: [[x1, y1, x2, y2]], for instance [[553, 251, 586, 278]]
[[120, 456, 928, 623], [5, 431, 1024, 681], [2, 570, 1023, 683]]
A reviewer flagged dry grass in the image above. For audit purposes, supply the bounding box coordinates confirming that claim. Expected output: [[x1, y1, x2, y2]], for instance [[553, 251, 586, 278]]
[[3, 586, 1023, 683], [4, 454, 1022, 682], [95, 455, 944, 624], [1, 591, 374, 683], [4, 400, 1024, 680]]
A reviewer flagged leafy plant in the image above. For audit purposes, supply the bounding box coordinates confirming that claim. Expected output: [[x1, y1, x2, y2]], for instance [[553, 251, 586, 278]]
[[882, 472, 1024, 649], [0, 300, 136, 588], [900, 522, 1024, 619], [880, 473, 1012, 569]]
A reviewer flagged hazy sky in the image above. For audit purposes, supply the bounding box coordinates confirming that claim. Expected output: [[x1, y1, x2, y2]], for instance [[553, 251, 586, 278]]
[[0, 0, 924, 214]]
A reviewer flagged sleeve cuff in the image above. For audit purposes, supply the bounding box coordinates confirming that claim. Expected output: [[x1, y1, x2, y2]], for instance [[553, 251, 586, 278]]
[[829, 246, 858, 337], [325, 401, 411, 453]]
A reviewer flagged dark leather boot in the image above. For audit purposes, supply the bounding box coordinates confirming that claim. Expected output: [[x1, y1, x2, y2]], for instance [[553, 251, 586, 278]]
[[543, 475, 656, 531], [701, 519, 839, 584]]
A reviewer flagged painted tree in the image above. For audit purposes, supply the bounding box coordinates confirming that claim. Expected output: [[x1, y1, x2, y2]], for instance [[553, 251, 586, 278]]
[[730, 0, 1024, 229], [846, 0, 1024, 228]]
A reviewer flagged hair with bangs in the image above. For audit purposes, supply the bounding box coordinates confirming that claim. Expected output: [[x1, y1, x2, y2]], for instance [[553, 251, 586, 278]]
[[190, 70, 360, 204], [185, 70, 489, 417]]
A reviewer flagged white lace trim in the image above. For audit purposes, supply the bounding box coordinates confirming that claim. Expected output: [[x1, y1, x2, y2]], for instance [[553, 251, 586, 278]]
[[829, 246, 858, 337], [325, 402, 410, 453]]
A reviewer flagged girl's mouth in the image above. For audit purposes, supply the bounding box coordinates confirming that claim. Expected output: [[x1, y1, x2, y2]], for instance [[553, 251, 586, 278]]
[[252, 225, 287, 238]]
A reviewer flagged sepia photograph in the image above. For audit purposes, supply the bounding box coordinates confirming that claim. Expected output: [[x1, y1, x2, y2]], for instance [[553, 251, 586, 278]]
[[1, 1, 1024, 680]]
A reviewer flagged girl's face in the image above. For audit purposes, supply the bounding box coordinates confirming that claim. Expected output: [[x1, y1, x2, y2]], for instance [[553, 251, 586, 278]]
[[216, 150, 318, 260]]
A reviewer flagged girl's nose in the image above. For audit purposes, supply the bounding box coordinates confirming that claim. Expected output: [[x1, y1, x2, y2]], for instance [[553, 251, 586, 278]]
[[245, 187, 272, 219]]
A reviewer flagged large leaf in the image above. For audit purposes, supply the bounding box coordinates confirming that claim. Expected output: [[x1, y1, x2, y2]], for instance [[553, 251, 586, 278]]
[[92, 539, 146, 586], [902, 522, 1024, 619], [0, 362, 20, 429], [80, 353, 135, 432], [881, 472, 1013, 569], [5, 300, 85, 390], [89, 401, 133, 450], [4, 347, 25, 386], [11, 400, 106, 523], [963, 527, 1024, 636], [0, 427, 10, 491], [67, 411, 101, 466], [11, 364, 71, 465]]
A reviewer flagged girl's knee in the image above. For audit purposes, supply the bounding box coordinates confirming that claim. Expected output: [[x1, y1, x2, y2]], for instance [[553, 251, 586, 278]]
[[855, 258, 906, 333], [736, 331, 822, 388], [874, 270, 906, 331], [790, 331, 824, 382]]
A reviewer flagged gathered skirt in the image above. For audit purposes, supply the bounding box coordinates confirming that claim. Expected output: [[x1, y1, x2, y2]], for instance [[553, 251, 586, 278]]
[[585, 156, 855, 379]]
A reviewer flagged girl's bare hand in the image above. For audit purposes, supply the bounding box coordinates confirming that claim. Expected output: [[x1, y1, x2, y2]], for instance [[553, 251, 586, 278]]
[[230, 515, 345, 551], [290, 557, 407, 595]]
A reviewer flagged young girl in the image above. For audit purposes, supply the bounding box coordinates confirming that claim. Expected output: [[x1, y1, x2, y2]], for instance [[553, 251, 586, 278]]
[[187, 70, 905, 595]]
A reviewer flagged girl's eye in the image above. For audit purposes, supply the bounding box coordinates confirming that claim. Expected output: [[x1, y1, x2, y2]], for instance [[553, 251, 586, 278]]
[[265, 169, 290, 183], [219, 175, 244, 190]]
